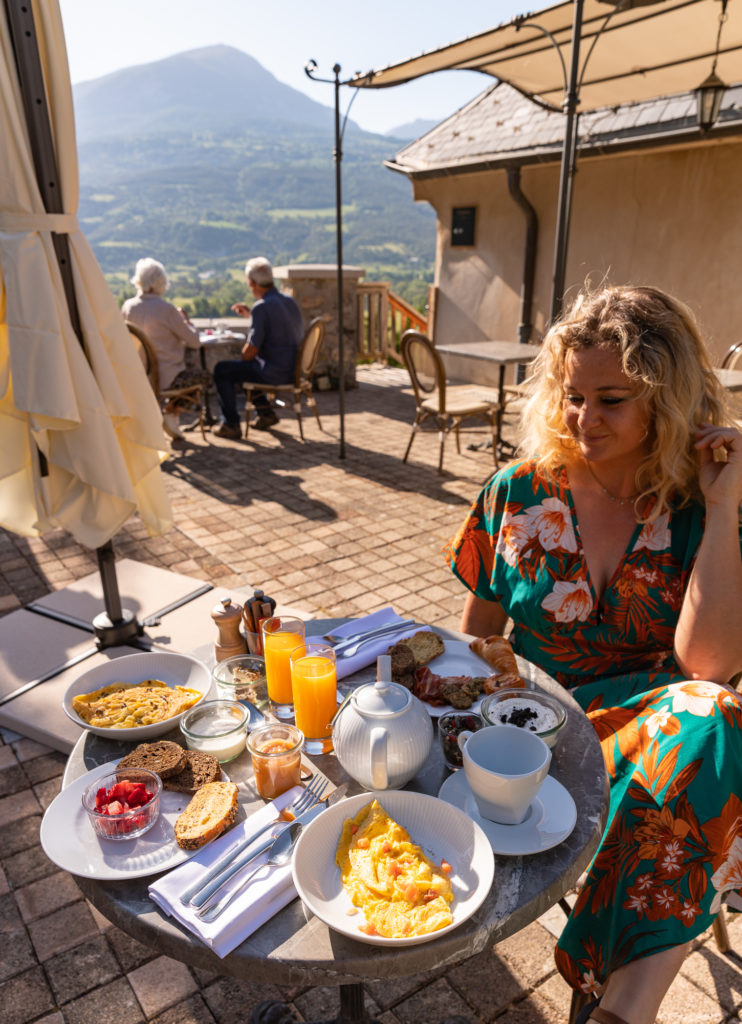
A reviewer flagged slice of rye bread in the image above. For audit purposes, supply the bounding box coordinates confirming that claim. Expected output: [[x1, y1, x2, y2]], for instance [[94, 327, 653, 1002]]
[[174, 781, 239, 850], [116, 740, 187, 779], [387, 630, 445, 669], [162, 749, 222, 794]]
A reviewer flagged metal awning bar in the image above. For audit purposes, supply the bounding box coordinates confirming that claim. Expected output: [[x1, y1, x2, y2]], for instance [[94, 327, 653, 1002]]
[[348, 0, 742, 114]]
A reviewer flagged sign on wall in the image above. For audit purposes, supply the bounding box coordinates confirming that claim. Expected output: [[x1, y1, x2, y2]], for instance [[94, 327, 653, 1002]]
[[451, 206, 476, 246]]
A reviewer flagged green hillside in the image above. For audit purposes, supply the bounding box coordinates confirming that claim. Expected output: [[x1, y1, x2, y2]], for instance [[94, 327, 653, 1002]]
[[74, 47, 436, 313]]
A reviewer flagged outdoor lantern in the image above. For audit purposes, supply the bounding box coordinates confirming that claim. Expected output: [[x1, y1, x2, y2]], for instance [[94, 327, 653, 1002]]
[[696, 0, 729, 133], [696, 69, 726, 132]]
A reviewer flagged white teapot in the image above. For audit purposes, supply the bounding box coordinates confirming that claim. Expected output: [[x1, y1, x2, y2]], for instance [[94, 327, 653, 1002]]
[[332, 655, 433, 790]]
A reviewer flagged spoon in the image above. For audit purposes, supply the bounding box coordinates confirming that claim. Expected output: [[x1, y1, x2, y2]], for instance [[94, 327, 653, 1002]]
[[238, 698, 267, 729], [196, 821, 303, 922]]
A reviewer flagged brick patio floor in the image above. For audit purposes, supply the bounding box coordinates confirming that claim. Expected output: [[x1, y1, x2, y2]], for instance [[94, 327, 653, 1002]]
[[1, 366, 740, 1024]]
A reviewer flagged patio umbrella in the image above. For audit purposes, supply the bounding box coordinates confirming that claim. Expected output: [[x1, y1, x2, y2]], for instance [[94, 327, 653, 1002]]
[[348, 0, 742, 317], [0, 0, 172, 642]]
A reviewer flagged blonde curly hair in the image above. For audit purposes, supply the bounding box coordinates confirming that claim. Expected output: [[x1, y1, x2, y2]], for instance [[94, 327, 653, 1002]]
[[518, 285, 732, 520]]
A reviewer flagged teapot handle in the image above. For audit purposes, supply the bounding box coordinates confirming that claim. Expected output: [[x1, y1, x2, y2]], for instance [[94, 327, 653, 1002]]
[[370, 727, 388, 790]]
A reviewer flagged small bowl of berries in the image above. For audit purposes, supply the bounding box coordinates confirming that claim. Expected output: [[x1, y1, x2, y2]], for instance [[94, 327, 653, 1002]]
[[82, 768, 162, 841]]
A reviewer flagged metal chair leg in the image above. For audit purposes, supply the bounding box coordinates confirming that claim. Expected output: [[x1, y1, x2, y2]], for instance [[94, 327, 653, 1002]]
[[713, 908, 731, 952]]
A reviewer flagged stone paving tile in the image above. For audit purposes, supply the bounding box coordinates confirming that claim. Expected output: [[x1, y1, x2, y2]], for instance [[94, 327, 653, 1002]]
[[128, 956, 199, 1018], [150, 993, 217, 1024], [0, 965, 56, 1024], [27, 900, 99, 961], [201, 975, 293, 1024], [62, 976, 145, 1024], [0, 788, 42, 825], [15, 869, 81, 923], [45, 934, 122, 1003]]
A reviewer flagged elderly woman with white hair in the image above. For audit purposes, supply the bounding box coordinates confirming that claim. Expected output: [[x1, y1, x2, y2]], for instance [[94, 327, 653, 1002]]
[[122, 257, 209, 440]]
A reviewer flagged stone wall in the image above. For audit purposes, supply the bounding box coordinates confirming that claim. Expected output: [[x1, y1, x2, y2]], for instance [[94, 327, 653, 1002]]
[[273, 264, 365, 388]]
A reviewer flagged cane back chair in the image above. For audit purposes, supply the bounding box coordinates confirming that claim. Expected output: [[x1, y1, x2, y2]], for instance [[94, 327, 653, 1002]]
[[126, 321, 206, 439]]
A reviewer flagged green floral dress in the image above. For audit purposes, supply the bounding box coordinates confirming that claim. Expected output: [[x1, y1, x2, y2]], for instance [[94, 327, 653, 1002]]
[[445, 458, 742, 996]]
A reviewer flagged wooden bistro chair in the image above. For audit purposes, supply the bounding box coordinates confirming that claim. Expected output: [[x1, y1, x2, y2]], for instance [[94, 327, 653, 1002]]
[[400, 330, 501, 475], [242, 316, 326, 440], [125, 321, 206, 439]]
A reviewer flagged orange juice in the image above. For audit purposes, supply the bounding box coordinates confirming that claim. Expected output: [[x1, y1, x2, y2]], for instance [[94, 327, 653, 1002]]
[[292, 655, 337, 741], [264, 631, 305, 704]]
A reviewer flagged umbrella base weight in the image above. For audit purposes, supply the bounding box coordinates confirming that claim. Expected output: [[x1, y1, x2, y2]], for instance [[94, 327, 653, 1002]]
[[92, 609, 142, 648]]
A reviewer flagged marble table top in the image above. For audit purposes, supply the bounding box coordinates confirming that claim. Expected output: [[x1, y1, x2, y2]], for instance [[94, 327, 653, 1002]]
[[63, 622, 608, 987]]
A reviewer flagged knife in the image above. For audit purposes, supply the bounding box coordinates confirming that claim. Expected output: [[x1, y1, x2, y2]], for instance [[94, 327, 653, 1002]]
[[331, 619, 416, 654], [182, 783, 348, 908]]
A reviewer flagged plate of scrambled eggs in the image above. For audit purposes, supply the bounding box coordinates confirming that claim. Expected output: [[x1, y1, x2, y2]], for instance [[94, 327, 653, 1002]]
[[63, 651, 212, 741], [292, 791, 494, 946]]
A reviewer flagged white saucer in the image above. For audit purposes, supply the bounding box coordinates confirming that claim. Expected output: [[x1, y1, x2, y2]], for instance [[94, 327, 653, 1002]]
[[437, 771, 577, 856]]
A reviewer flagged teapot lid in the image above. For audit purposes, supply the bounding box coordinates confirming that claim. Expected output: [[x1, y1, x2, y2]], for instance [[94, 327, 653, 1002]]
[[352, 655, 412, 717]]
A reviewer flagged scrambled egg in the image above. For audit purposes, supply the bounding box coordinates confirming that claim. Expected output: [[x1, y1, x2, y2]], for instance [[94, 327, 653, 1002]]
[[72, 679, 201, 729], [336, 799, 454, 938]]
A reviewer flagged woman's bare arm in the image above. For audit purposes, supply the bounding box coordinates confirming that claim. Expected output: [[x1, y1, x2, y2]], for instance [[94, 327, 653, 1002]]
[[460, 592, 509, 638], [674, 424, 742, 683]]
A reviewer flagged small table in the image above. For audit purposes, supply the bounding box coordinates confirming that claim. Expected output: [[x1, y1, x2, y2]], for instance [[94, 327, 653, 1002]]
[[185, 332, 246, 425], [435, 341, 541, 459], [64, 623, 607, 1024]]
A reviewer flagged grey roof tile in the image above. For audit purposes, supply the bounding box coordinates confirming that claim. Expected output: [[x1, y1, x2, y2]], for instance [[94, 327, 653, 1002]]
[[393, 80, 742, 174]]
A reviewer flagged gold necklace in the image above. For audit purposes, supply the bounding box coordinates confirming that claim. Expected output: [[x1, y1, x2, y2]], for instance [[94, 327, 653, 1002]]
[[585, 461, 640, 507]]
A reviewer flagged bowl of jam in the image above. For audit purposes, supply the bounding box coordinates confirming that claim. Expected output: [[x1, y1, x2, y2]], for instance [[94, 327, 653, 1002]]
[[437, 710, 484, 770]]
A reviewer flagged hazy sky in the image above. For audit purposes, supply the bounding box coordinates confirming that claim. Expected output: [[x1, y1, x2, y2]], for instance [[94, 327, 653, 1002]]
[[58, 0, 527, 134]]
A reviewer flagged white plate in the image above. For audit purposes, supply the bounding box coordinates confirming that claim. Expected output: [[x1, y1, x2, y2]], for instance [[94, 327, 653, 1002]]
[[40, 759, 229, 880], [292, 790, 494, 947], [438, 771, 576, 856], [62, 651, 213, 741], [420, 641, 496, 717]]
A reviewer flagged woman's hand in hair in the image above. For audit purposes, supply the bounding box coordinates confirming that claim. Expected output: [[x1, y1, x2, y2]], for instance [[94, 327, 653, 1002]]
[[694, 423, 742, 508]]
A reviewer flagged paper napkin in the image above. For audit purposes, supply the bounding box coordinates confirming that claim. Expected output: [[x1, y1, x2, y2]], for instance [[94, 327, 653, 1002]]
[[148, 786, 319, 959], [315, 606, 424, 680]]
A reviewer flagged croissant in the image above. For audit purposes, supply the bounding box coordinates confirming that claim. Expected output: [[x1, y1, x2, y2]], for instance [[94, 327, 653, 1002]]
[[469, 635, 525, 692]]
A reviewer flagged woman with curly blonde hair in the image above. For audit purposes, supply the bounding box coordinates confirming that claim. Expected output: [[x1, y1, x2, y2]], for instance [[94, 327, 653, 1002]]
[[446, 285, 742, 1024]]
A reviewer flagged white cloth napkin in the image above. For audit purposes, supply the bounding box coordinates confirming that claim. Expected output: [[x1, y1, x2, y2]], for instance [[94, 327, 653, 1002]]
[[148, 786, 317, 959], [319, 607, 424, 680]]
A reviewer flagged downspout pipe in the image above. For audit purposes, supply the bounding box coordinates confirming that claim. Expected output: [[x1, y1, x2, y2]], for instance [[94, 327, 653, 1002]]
[[506, 167, 538, 349]]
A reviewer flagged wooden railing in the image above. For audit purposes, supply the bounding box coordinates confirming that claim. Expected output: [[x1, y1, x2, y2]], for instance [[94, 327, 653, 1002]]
[[356, 282, 430, 363]]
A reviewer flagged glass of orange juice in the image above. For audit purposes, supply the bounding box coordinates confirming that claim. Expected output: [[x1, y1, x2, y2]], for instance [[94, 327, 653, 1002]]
[[290, 643, 338, 754], [261, 616, 306, 720]]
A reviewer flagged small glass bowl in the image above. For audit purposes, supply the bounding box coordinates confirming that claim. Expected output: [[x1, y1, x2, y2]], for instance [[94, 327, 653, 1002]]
[[438, 710, 484, 770], [180, 699, 249, 763], [82, 768, 161, 841], [212, 654, 268, 707], [480, 688, 567, 748]]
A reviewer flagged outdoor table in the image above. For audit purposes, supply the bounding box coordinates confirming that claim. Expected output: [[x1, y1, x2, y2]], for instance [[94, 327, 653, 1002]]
[[715, 366, 742, 393], [184, 331, 246, 424], [434, 341, 541, 458], [62, 621, 608, 1024]]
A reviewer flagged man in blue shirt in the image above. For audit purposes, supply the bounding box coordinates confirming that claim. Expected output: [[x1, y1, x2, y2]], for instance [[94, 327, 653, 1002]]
[[213, 257, 303, 438]]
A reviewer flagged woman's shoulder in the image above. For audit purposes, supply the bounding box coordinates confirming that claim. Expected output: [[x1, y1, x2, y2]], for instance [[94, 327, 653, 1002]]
[[484, 457, 559, 496]]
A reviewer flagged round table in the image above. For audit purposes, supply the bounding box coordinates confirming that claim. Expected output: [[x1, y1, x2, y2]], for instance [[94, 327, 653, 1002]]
[[63, 626, 608, 1021]]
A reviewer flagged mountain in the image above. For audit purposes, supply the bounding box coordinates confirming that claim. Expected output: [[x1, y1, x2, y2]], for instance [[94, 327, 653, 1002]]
[[72, 47, 436, 311], [386, 118, 439, 141], [73, 45, 339, 142]]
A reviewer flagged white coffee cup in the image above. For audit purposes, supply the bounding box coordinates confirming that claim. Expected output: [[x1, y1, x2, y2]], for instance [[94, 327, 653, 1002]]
[[457, 723, 551, 825]]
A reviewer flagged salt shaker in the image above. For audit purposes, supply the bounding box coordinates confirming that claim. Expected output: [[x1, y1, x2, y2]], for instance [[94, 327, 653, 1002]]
[[211, 597, 248, 662]]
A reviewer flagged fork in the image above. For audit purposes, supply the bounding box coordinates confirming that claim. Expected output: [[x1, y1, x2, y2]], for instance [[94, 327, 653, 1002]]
[[178, 775, 328, 907]]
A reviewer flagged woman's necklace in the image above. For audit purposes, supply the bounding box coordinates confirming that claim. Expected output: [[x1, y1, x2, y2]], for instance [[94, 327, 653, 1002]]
[[585, 461, 640, 507]]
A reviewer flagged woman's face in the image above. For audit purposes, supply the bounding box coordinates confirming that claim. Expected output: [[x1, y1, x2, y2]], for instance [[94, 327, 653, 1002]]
[[561, 345, 653, 465]]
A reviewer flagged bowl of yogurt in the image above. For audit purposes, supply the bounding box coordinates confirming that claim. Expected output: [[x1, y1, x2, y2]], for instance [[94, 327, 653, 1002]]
[[480, 688, 566, 748]]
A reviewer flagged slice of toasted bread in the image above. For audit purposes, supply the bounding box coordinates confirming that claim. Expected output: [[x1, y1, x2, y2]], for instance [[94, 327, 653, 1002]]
[[162, 750, 222, 794], [387, 630, 445, 671], [174, 781, 239, 850], [116, 740, 187, 779]]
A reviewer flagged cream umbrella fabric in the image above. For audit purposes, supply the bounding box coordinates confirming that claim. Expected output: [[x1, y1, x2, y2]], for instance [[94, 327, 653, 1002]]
[[0, 0, 172, 550], [349, 0, 742, 112]]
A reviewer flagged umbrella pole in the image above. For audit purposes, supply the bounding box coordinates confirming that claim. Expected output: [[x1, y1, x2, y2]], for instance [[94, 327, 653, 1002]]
[[333, 64, 346, 460], [5, 0, 139, 647], [549, 0, 585, 322]]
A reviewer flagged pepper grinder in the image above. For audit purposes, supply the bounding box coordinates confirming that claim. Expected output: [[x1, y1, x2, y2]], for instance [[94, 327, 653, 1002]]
[[211, 597, 248, 662]]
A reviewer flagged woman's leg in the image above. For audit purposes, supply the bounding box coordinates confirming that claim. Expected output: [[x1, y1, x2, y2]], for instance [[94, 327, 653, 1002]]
[[593, 941, 690, 1024]]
